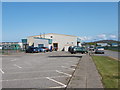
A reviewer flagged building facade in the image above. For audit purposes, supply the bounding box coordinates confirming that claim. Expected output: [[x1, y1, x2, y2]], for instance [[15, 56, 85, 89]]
[[27, 33, 81, 51], [1, 42, 22, 50]]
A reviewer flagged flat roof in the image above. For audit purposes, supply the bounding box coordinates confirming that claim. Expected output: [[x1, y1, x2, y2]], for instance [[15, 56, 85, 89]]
[[29, 33, 77, 37]]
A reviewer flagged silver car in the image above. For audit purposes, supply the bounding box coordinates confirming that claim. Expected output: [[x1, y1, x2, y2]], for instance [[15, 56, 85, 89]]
[[95, 47, 105, 54]]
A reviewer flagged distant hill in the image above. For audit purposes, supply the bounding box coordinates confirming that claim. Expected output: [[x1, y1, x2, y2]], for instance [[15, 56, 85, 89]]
[[85, 40, 119, 45], [94, 40, 119, 44]]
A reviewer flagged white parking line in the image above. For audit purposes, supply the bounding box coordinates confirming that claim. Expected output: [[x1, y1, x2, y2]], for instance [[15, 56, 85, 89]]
[[14, 64, 22, 68], [46, 77, 67, 88], [61, 66, 75, 70], [71, 65, 77, 67], [1, 75, 69, 82], [48, 86, 66, 88], [0, 69, 4, 74], [11, 59, 17, 61], [56, 70, 72, 77], [4, 69, 74, 74]]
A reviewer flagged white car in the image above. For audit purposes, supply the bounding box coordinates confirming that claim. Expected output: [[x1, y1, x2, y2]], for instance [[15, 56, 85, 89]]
[[95, 47, 104, 54]]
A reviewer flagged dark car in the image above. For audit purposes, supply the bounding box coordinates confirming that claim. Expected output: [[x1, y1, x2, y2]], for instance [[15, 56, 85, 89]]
[[70, 46, 88, 54], [68, 46, 74, 52], [38, 47, 46, 52], [33, 47, 39, 53], [95, 47, 104, 54], [25, 46, 38, 53]]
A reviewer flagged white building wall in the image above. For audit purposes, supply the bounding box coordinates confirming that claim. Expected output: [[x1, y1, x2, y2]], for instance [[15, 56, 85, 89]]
[[34, 39, 49, 47], [28, 33, 81, 51], [40, 34, 77, 51], [27, 37, 34, 46]]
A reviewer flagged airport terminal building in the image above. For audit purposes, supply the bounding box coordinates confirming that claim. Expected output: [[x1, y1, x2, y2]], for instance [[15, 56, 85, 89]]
[[27, 33, 81, 51]]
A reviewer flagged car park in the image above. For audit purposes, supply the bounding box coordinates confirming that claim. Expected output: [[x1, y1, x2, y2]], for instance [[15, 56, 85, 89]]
[[69, 46, 88, 54], [95, 47, 105, 54]]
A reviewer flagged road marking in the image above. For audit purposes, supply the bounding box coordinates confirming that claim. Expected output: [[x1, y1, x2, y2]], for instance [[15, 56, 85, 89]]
[[61, 66, 75, 70], [11, 59, 17, 61], [71, 65, 77, 67], [48, 86, 66, 88], [56, 70, 72, 77], [1, 75, 69, 82], [46, 77, 67, 88], [0, 69, 4, 74], [4, 69, 73, 74], [14, 64, 22, 68]]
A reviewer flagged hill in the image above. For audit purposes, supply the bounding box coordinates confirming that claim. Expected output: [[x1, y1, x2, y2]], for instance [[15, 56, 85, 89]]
[[93, 40, 119, 44], [85, 40, 119, 45]]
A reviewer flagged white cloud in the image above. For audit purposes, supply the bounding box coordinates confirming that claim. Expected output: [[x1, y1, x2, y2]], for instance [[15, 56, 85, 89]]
[[97, 34, 107, 40], [109, 35, 117, 39], [79, 36, 92, 41], [79, 34, 118, 42]]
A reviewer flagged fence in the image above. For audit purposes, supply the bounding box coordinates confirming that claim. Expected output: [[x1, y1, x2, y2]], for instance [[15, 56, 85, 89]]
[[1, 49, 24, 55]]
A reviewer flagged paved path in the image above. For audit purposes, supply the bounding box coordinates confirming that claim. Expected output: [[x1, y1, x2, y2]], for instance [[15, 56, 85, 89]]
[[67, 54, 103, 88]]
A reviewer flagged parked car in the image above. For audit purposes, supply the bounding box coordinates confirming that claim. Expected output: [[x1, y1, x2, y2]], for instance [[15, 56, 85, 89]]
[[70, 46, 88, 54], [38, 47, 46, 53], [95, 47, 104, 54], [41, 47, 49, 52], [89, 46, 95, 51], [68, 46, 74, 52], [26, 47, 46, 53], [33, 47, 39, 53], [25, 46, 38, 53]]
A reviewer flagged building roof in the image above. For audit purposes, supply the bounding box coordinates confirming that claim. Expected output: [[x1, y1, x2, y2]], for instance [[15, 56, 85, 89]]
[[29, 33, 77, 37]]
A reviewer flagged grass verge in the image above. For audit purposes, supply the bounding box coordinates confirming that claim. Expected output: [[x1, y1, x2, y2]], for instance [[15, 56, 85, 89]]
[[91, 55, 119, 88]]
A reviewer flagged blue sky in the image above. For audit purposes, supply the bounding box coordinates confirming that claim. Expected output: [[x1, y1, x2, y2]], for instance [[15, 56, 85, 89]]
[[2, 2, 118, 42]]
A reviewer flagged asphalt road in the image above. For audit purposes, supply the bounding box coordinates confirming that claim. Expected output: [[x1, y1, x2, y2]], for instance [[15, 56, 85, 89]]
[[2, 51, 84, 88], [94, 50, 119, 60]]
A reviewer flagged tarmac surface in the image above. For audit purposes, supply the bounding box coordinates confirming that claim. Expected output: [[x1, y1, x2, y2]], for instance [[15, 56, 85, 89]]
[[93, 50, 119, 60], [1, 51, 103, 89]]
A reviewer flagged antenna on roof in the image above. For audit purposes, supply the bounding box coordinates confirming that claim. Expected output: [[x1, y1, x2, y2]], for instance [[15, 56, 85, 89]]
[[44, 33, 45, 38], [40, 33, 41, 38]]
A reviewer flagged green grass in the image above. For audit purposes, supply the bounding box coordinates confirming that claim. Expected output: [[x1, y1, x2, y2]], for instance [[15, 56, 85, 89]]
[[92, 55, 119, 88]]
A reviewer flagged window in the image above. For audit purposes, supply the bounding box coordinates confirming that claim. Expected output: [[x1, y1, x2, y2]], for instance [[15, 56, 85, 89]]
[[38, 44, 44, 47]]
